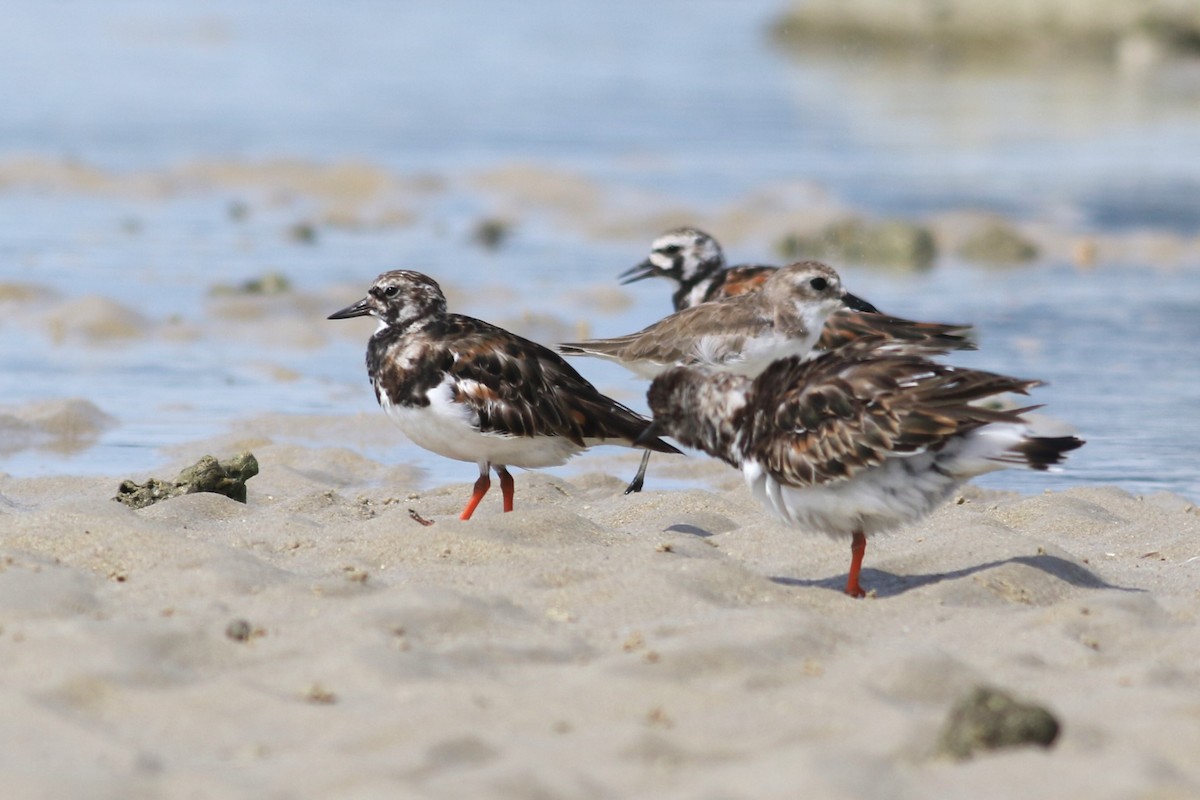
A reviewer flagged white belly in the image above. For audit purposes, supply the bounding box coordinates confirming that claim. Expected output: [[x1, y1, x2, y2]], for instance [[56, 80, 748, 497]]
[[741, 423, 1029, 538], [379, 380, 583, 469], [744, 453, 961, 538]]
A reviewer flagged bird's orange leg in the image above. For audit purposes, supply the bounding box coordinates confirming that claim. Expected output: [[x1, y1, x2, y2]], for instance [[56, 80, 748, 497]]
[[497, 466, 515, 513], [460, 472, 491, 520], [845, 531, 867, 598]]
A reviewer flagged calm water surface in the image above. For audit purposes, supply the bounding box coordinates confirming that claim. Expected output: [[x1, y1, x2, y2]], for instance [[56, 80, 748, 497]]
[[1, 2, 1197, 499]]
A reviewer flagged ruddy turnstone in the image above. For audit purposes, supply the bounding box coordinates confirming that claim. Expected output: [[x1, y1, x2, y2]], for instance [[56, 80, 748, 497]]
[[620, 226, 783, 311], [644, 337, 1084, 597], [329, 270, 680, 520], [569, 259, 971, 493], [619, 227, 975, 353]]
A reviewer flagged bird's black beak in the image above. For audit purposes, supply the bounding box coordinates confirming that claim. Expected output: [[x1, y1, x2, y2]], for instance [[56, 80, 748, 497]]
[[634, 419, 663, 447], [327, 296, 372, 320], [841, 291, 880, 314], [619, 258, 662, 285]]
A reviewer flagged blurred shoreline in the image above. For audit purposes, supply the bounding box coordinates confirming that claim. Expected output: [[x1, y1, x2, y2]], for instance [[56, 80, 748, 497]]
[[3, 154, 1198, 268], [772, 0, 1200, 63]]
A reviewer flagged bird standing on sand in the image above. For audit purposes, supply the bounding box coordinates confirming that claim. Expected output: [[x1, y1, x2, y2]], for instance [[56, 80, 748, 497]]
[[644, 336, 1084, 597], [563, 259, 973, 492], [329, 270, 679, 520]]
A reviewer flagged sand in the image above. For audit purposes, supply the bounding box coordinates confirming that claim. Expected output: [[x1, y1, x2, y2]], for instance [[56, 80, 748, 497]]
[[1, 414, 1198, 799]]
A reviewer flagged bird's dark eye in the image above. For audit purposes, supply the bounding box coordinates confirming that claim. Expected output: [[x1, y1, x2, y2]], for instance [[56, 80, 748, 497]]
[[383, 285, 400, 298], [660, 245, 682, 256], [809, 277, 828, 291]]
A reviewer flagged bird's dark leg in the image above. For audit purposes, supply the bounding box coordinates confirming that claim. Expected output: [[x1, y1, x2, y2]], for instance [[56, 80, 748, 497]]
[[845, 530, 867, 598], [496, 466, 515, 513], [624, 450, 652, 495]]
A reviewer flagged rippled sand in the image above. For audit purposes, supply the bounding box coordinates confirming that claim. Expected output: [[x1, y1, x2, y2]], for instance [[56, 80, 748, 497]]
[[1, 418, 1198, 798]]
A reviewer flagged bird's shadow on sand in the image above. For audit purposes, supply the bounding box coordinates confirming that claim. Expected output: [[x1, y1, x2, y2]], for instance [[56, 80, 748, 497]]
[[770, 554, 1141, 599], [665, 523, 717, 538]]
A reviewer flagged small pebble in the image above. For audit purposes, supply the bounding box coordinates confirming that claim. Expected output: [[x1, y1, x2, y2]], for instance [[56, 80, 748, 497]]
[[305, 684, 337, 704], [471, 218, 513, 250], [225, 619, 254, 642]]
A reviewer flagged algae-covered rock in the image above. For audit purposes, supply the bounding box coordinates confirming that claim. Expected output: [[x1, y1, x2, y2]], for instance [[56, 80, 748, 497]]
[[937, 685, 1060, 759], [777, 218, 937, 271], [771, 0, 1200, 59], [287, 222, 318, 244], [471, 217, 514, 250], [115, 452, 259, 509], [957, 222, 1039, 264], [210, 272, 293, 296]]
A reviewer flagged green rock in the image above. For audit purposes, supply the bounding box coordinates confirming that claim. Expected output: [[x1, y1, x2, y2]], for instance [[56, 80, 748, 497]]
[[957, 222, 1038, 264], [770, 0, 1200, 59], [471, 217, 514, 250], [1138, 14, 1200, 55], [287, 221, 318, 245], [937, 685, 1061, 759], [114, 452, 259, 509], [778, 218, 937, 271], [210, 271, 293, 296]]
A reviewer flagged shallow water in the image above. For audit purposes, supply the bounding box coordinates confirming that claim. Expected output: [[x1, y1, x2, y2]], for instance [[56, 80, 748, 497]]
[[1, 1, 1198, 500]]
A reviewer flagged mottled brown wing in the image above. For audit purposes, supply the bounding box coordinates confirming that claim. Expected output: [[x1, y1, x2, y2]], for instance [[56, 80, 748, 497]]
[[817, 309, 976, 354], [744, 345, 1038, 487], [446, 321, 679, 453]]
